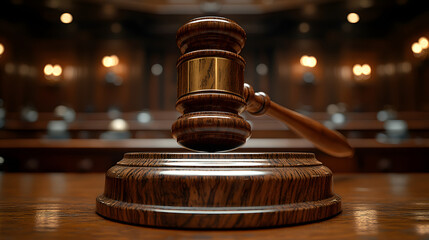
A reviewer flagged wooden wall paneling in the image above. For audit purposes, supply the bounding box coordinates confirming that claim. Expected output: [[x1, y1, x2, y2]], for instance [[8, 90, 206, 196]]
[[93, 42, 108, 112], [312, 48, 327, 112], [386, 25, 402, 110], [324, 48, 340, 107], [337, 44, 379, 112], [274, 48, 291, 108], [2, 39, 27, 112], [158, 52, 166, 110], [93, 39, 131, 112], [256, 49, 270, 94], [283, 45, 301, 110], [389, 69, 401, 110], [33, 40, 55, 112], [76, 39, 97, 112], [15, 39, 36, 111], [148, 51, 161, 110], [127, 43, 145, 111], [398, 66, 415, 112], [417, 58, 429, 110], [163, 52, 178, 111], [58, 41, 79, 111], [141, 43, 150, 110], [34, 39, 80, 112], [241, 46, 257, 92], [268, 44, 279, 103], [287, 40, 326, 111], [121, 41, 145, 112], [111, 42, 131, 112], [408, 52, 423, 111], [337, 47, 353, 111], [0, 38, 11, 110]]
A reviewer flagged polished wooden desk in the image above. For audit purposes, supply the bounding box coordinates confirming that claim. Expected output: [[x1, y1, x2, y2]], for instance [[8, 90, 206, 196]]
[[1, 173, 428, 239]]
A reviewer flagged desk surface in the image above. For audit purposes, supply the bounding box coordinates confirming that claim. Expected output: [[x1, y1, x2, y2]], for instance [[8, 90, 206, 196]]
[[1, 173, 428, 239]]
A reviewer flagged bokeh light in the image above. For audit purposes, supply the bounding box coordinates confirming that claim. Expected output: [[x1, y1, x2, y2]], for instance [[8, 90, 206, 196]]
[[44, 64, 54, 75], [353, 64, 371, 78], [361, 64, 371, 75], [60, 13, 73, 24], [353, 64, 362, 76], [418, 37, 428, 49], [347, 13, 360, 23], [102, 55, 119, 67], [52, 64, 62, 76], [411, 42, 422, 54], [300, 55, 317, 68]]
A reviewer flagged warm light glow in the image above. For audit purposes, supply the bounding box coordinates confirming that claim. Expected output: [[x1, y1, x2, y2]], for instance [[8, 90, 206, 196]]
[[52, 65, 62, 76], [44, 64, 54, 75], [0, 43, 4, 55], [44, 64, 62, 77], [300, 55, 317, 68], [102, 56, 112, 67], [411, 42, 422, 54], [102, 55, 119, 67], [353, 64, 363, 76], [300, 55, 308, 66], [353, 64, 371, 76], [111, 55, 119, 65], [60, 13, 73, 24], [110, 118, 128, 131], [361, 64, 371, 75], [307, 56, 317, 67], [347, 13, 360, 23], [418, 37, 428, 49]]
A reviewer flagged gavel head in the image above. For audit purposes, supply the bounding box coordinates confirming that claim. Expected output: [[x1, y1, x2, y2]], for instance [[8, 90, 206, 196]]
[[171, 17, 251, 152]]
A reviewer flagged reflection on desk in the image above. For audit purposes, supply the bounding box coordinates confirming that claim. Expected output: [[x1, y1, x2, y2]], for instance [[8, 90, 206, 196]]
[[0, 173, 428, 239]]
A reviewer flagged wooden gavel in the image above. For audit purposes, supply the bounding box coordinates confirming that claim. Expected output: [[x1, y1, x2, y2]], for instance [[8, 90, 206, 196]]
[[171, 17, 354, 158]]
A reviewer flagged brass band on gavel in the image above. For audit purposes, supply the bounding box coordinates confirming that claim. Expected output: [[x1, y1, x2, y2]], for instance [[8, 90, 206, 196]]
[[177, 56, 245, 98]]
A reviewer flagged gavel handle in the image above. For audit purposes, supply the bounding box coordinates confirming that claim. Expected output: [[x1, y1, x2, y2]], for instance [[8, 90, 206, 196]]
[[244, 83, 354, 158]]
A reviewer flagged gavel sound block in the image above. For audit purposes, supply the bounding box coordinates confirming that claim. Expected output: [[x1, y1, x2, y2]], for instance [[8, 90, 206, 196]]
[[96, 17, 352, 229]]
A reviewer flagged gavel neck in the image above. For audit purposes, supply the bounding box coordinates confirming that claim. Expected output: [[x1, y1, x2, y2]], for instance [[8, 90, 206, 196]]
[[244, 83, 270, 115], [243, 83, 354, 158]]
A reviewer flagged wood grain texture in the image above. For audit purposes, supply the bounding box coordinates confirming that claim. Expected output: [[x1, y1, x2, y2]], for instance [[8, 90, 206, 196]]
[[172, 93, 251, 152], [176, 16, 246, 54], [96, 152, 341, 229], [172, 17, 250, 152], [1, 173, 428, 239]]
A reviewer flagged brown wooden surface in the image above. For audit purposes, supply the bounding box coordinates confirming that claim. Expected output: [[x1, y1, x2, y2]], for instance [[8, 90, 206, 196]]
[[172, 17, 250, 152], [1, 173, 429, 239], [96, 153, 341, 228], [176, 17, 246, 54]]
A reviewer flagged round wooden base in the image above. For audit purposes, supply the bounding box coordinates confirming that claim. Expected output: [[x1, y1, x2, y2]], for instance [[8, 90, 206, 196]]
[[96, 153, 341, 229]]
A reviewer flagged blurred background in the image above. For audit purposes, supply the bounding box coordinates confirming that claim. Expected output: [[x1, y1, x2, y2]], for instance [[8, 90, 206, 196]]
[[0, 0, 428, 172]]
